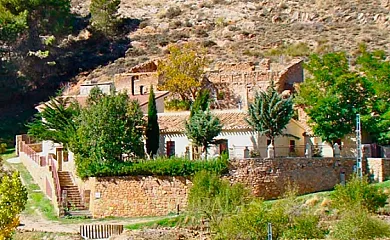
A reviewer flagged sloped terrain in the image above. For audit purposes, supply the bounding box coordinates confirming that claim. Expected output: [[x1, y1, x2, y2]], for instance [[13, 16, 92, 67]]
[[73, 0, 390, 82]]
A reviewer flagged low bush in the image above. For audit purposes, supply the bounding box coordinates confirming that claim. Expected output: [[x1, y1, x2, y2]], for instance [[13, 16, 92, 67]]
[[76, 156, 229, 178], [216, 190, 325, 240], [0, 143, 6, 154], [188, 171, 250, 229], [163, 6, 182, 19], [331, 175, 387, 212], [331, 208, 390, 240], [165, 99, 191, 111]]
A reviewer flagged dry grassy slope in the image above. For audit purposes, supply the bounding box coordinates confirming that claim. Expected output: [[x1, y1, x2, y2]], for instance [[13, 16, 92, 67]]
[[71, 0, 390, 83]]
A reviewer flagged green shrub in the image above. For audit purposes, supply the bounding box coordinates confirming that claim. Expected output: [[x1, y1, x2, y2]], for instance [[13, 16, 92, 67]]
[[331, 175, 387, 212], [165, 99, 191, 111], [188, 171, 250, 229], [216, 191, 325, 240], [76, 156, 229, 178], [282, 213, 325, 240], [331, 208, 390, 240], [0, 143, 6, 154]]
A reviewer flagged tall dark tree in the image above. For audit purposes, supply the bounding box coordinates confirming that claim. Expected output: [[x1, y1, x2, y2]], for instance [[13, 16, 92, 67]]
[[185, 110, 222, 159], [90, 0, 120, 36], [246, 83, 295, 145], [145, 86, 160, 156], [190, 89, 210, 117]]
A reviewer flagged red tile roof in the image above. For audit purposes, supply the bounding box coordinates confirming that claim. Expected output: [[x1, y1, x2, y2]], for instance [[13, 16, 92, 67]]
[[158, 110, 251, 133]]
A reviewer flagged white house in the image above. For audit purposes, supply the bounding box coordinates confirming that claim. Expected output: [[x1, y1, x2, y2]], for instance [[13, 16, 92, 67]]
[[157, 110, 311, 159]]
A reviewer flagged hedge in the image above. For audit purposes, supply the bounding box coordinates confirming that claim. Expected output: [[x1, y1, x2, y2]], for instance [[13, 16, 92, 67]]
[[76, 156, 229, 178]]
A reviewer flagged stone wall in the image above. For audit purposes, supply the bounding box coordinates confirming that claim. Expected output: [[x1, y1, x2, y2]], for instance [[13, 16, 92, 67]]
[[82, 157, 361, 218], [228, 158, 356, 199], [86, 176, 191, 218], [367, 158, 390, 182]]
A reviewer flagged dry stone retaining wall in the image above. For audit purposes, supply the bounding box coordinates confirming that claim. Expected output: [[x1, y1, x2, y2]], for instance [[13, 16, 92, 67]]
[[87, 176, 190, 218], [86, 157, 359, 218], [228, 157, 356, 199], [367, 158, 390, 182]]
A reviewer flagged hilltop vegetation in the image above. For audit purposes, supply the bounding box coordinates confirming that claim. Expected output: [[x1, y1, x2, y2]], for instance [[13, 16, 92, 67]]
[[2, 0, 390, 143]]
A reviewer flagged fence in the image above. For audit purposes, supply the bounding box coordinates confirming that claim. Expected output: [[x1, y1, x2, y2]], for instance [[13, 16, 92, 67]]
[[80, 224, 124, 239], [20, 141, 40, 164]]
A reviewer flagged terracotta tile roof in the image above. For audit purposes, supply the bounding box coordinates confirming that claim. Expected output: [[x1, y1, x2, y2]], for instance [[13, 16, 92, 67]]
[[158, 110, 251, 133], [36, 91, 169, 112]]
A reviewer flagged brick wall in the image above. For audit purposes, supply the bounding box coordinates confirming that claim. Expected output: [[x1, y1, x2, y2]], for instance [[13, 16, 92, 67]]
[[228, 157, 356, 199], [87, 176, 190, 218]]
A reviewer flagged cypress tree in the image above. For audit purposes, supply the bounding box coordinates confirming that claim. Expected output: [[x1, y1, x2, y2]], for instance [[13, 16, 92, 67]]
[[146, 86, 160, 156]]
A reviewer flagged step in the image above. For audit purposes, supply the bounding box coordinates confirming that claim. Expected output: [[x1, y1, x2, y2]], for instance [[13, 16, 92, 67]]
[[66, 210, 92, 218]]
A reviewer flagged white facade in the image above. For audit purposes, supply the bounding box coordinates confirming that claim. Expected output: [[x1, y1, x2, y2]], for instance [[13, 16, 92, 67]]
[[159, 120, 308, 159]]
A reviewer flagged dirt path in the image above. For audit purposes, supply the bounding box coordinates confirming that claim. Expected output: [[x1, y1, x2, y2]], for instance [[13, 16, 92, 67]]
[[6, 156, 172, 234], [18, 214, 173, 234]]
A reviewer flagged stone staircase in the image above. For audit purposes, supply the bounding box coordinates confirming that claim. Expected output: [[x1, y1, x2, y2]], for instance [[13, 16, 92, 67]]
[[58, 171, 91, 217]]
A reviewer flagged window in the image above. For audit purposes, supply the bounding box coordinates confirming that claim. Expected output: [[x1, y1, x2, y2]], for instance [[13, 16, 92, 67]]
[[289, 140, 296, 153]]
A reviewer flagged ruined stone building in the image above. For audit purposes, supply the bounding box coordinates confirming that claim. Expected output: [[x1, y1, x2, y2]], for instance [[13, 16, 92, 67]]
[[114, 58, 303, 109]]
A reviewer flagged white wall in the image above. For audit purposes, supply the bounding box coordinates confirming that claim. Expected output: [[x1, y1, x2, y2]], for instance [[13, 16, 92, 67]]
[[160, 121, 307, 158], [41, 140, 62, 157]]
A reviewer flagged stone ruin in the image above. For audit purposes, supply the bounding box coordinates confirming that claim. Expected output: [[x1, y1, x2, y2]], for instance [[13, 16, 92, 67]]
[[113, 58, 303, 109]]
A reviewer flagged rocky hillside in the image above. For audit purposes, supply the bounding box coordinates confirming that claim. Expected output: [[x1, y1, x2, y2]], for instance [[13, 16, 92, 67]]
[[72, 0, 390, 82]]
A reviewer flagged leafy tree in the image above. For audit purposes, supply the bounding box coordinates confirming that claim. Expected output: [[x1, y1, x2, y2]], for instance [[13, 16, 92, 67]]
[[0, 157, 28, 239], [158, 43, 209, 101], [356, 46, 390, 144], [296, 52, 374, 144], [27, 97, 80, 148], [145, 86, 159, 156], [190, 89, 210, 117], [185, 110, 222, 158], [71, 88, 145, 177], [246, 83, 295, 146], [90, 0, 120, 36]]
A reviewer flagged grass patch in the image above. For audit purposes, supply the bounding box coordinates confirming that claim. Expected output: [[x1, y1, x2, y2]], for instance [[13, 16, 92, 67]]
[[1, 148, 16, 160], [12, 231, 79, 240], [125, 216, 182, 230], [7, 162, 57, 220]]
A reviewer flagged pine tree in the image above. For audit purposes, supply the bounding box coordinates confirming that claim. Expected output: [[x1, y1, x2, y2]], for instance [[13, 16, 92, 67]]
[[90, 0, 120, 36], [146, 86, 160, 156], [246, 83, 296, 145], [185, 110, 222, 159], [190, 89, 210, 117]]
